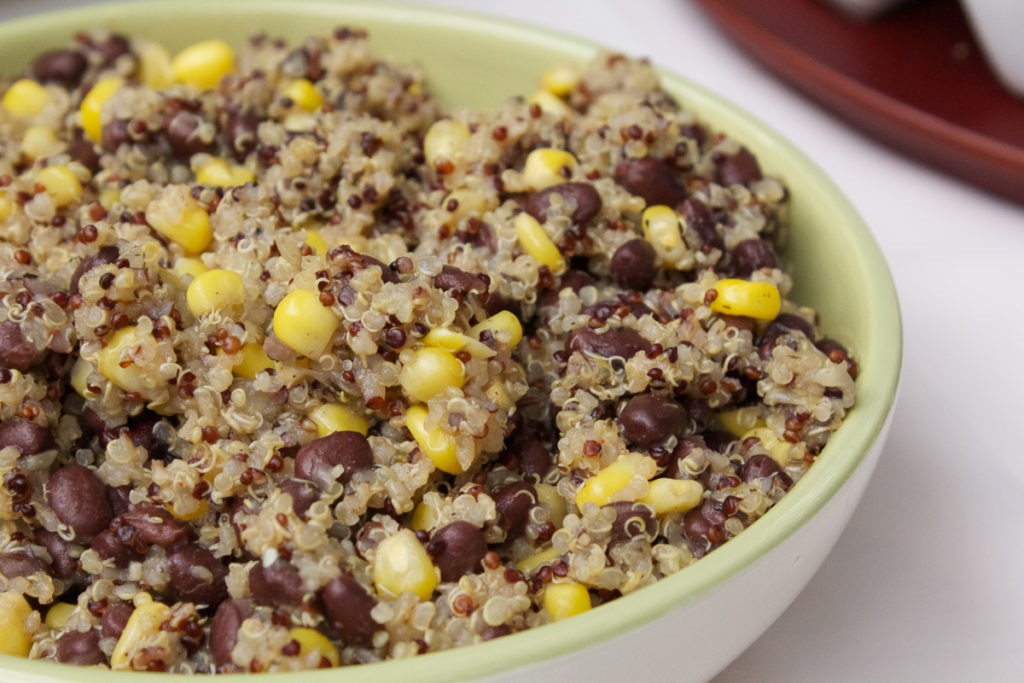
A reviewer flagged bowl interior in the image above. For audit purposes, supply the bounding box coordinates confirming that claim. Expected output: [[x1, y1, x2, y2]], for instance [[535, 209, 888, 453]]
[[0, 1, 902, 681]]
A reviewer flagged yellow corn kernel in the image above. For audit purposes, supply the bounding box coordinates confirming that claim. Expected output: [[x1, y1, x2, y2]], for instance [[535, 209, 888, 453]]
[[717, 407, 765, 438], [283, 79, 323, 112], [485, 381, 514, 410], [146, 201, 212, 254], [36, 166, 82, 207], [99, 186, 121, 210], [516, 545, 560, 574], [97, 325, 150, 393], [535, 483, 566, 528], [470, 310, 523, 348], [172, 256, 208, 282], [172, 39, 235, 90], [540, 64, 579, 96], [423, 119, 470, 168], [642, 205, 683, 251], [0, 591, 34, 657], [406, 404, 462, 475], [2, 79, 50, 117], [0, 191, 12, 221], [44, 602, 76, 630], [167, 497, 209, 522], [305, 230, 328, 256], [440, 188, 490, 225], [522, 148, 576, 190], [575, 453, 655, 509], [80, 77, 123, 142], [399, 347, 465, 403], [273, 289, 339, 358], [138, 42, 174, 89], [639, 478, 703, 515], [373, 528, 438, 601], [543, 581, 591, 622], [514, 211, 565, 273], [233, 342, 275, 379], [709, 279, 781, 321], [21, 126, 60, 160], [186, 268, 244, 317], [288, 627, 339, 667], [70, 358, 97, 398], [410, 500, 438, 531], [744, 427, 803, 467], [423, 328, 495, 359], [310, 403, 369, 437], [527, 90, 573, 118], [111, 601, 171, 669], [195, 157, 253, 187]]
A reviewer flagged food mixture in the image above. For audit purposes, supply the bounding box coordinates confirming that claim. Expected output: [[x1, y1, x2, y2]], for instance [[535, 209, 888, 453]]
[[0, 26, 857, 673]]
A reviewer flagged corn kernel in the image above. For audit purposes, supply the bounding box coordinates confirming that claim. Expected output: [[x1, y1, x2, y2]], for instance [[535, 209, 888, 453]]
[[70, 357, 97, 398], [288, 627, 339, 667], [485, 381, 513, 410], [186, 268, 244, 317], [709, 279, 781, 321], [196, 157, 253, 187], [111, 601, 171, 669], [99, 186, 121, 210], [172, 39, 235, 90], [522, 148, 577, 190], [172, 256, 208, 282], [470, 310, 523, 348], [423, 119, 470, 168], [233, 342, 275, 379], [423, 328, 495, 359], [516, 545, 560, 574], [310, 403, 369, 437], [139, 42, 174, 88], [540, 64, 580, 96], [527, 90, 573, 118], [0, 191, 12, 221], [535, 483, 566, 528], [717, 407, 764, 438], [575, 453, 655, 509], [399, 347, 465, 403], [406, 404, 462, 474], [373, 528, 438, 601], [514, 211, 565, 273], [2, 79, 50, 117], [441, 188, 490, 225], [273, 289, 339, 358], [283, 79, 323, 112], [744, 427, 804, 467], [167, 498, 209, 522], [0, 591, 33, 657], [639, 478, 703, 515], [642, 205, 683, 251], [80, 77, 123, 142], [543, 581, 591, 621], [97, 325, 149, 394], [146, 200, 212, 254], [44, 602, 76, 630], [36, 165, 82, 207], [21, 126, 60, 160], [410, 500, 438, 531], [305, 230, 328, 256]]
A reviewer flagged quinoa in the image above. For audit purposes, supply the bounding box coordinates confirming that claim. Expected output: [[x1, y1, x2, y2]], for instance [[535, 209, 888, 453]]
[[0, 27, 857, 672]]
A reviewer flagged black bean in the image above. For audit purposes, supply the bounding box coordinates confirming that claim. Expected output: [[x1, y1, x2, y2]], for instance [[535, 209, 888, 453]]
[[248, 560, 306, 607], [741, 453, 793, 491], [96, 34, 131, 65], [524, 182, 602, 224], [106, 484, 132, 516], [538, 268, 593, 308], [0, 420, 52, 455], [716, 314, 757, 335], [617, 394, 688, 446], [613, 157, 685, 206], [294, 431, 374, 486], [0, 550, 46, 579], [165, 111, 208, 160], [31, 49, 87, 88], [730, 238, 777, 277], [128, 410, 171, 462], [66, 134, 101, 174], [280, 478, 319, 518], [119, 503, 189, 547], [47, 464, 112, 539], [484, 290, 523, 319], [610, 239, 657, 291], [679, 397, 714, 434], [55, 630, 104, 665], [492, 481, 537, 540], [679, 197, 723, 250], [703, 429, 735, 453], [167, 545, 228, 606], [35, 530, 77, 579], [225, 112, 259, 161], [69, 246, 119, 296], [100, 118, 132, 153], [210, 599, 252, 669], [427, 521, 487, 582], [431, 265, 490, 300], [322, 574, 379, 648], [507, 431, 552, 482], [757, 313, 815, 361], [714, 147, 762, 187], [90, 529, 138, 567], [566, 327, 651, 358], [0, 321, 46, 371], [605, 501, 657, 544], [101, 602, 133, 639], [662, 438, 701, 479], [683, 499, 729, 551]]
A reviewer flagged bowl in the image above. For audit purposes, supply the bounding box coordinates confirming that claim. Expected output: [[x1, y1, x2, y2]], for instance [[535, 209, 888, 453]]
[[961, 0, 1024, 98], [0, 1, 902, 680]]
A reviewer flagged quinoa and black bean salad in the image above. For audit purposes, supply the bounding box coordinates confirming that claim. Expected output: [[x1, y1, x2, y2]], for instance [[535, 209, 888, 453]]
[[0, 25, 858, 673]]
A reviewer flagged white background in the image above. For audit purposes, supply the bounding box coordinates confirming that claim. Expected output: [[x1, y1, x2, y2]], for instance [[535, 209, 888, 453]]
[[3, 0, 1023, 680]]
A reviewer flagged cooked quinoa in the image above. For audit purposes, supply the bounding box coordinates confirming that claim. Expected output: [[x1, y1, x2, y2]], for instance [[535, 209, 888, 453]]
[[0, 27, 858, 672]]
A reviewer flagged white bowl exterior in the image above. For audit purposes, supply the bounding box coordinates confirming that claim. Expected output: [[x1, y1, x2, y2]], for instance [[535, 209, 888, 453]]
[[487, 409, 895, 683], [961, 0, 1024, 97]]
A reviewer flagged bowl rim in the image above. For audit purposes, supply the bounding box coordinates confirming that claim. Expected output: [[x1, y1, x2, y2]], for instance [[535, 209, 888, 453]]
[[0, 0, 903, 680]]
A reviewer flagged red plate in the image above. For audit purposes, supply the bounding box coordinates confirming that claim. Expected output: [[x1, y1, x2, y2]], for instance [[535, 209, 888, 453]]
[[692, 0, 1024, 204]]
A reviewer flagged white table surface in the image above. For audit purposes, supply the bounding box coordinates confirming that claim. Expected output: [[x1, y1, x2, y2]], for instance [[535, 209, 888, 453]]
[[4, 0, 1023, 681]]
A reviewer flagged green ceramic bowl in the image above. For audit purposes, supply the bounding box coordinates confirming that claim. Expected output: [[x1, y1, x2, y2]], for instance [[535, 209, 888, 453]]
[[0, 2, 902, 681]]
